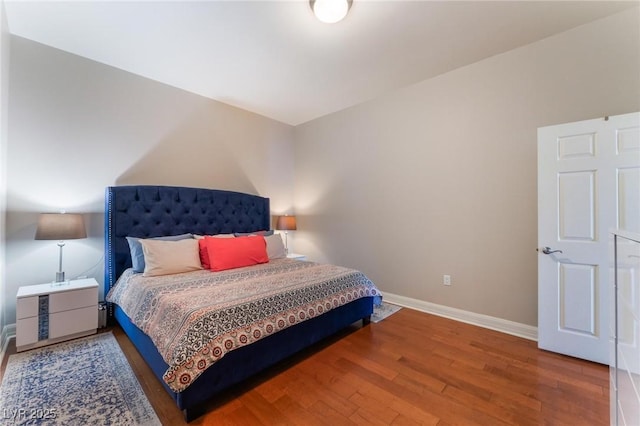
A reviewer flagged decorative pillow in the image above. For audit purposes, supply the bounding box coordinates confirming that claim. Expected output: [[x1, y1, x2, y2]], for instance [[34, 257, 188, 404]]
[[206, 235, 269, 272], [126, 233, 193, 273], [233, 230, 274, 237], [265, 234, 286, 259], [198, 234, 236, 269], [139, 238, 202, 277]]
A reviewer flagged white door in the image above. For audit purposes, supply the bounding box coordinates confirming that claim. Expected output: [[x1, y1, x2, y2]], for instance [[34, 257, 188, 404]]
[[538, 112, 640, 364]]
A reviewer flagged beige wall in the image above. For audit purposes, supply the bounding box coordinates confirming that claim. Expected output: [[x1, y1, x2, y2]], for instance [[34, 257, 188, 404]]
[[0, 0, 8, 343], [293, 8, 640, 326], [4, 36, 295, 324]]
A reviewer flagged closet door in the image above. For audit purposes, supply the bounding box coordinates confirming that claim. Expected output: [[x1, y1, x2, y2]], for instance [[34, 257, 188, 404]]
[[537, 112, 639, 363]]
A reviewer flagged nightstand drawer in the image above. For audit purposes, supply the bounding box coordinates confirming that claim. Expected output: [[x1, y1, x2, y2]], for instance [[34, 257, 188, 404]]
[[50, 306, 98, 339], [16, 317, 38, 347], [50, 287, 98, 313], [16, 296, 38, 319]]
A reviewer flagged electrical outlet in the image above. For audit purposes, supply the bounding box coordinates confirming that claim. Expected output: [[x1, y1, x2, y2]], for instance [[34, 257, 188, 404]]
[[443, 275, 451, 286]]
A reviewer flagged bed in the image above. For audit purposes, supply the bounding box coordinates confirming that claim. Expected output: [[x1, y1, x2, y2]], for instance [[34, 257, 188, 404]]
[[103, 185, 380, 421]]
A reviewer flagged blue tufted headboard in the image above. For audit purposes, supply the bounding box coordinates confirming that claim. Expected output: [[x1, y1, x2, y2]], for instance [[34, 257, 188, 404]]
[[104, 185, 270, 296]]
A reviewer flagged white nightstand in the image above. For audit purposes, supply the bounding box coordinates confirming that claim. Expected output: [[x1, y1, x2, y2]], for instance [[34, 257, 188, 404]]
[[16, 278, 99, 352], [287, 253, 307, 261]]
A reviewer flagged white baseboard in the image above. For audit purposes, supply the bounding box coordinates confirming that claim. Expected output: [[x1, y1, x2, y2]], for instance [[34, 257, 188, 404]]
[[381, 292, 538, 341], [1, 323, 16, 365]]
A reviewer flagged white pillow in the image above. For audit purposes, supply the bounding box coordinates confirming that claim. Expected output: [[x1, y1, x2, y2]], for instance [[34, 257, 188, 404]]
[[265, 234, 286, 259], [140, 238, 202, 277]]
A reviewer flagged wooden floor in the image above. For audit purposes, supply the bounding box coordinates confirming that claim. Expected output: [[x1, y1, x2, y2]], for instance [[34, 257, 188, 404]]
[[2, 307, 610, 425]]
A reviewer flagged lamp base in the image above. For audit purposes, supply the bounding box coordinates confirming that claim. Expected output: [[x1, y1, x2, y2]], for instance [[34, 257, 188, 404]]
[[284, 231, 289, 255], [55, 271, 65, 283]]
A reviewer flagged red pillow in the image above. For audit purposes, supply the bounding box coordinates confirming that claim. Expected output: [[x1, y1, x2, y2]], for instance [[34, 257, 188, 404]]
[[198, 235, 235, 269], [206, 236, 269, 272], [198, 238, 211, 270]]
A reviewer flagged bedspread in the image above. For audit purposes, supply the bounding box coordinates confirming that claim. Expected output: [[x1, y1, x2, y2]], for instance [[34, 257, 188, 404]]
[[106, 258, 381, 392]]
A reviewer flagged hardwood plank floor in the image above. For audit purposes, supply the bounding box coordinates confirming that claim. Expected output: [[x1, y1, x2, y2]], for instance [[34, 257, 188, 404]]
[[1, 308, 610, 425]]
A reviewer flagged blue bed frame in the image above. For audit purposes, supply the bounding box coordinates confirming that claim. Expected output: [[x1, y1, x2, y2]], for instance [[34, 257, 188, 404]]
[[104, 185, 373, 421]]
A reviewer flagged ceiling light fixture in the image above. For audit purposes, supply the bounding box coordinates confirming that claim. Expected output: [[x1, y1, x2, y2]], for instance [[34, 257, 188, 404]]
[[310, 0, 352, 24]]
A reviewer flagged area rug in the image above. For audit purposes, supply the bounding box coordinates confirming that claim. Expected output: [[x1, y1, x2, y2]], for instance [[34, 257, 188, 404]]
[[371, 301, 402, 323], [0, 332, 160, 426]]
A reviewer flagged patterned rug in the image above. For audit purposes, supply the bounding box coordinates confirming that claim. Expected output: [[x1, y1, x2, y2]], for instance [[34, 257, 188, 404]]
[[371, 302, 402, 323], [0, 332, 160, 426]]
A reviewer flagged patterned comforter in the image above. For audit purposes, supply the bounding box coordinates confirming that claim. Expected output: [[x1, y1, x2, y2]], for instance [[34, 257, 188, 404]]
[[106, 258, 381, 392]]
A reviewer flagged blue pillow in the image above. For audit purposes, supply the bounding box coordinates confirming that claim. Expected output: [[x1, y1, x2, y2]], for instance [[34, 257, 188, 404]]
[[126, 233, 193, 273], [233, 230, 274, 237]]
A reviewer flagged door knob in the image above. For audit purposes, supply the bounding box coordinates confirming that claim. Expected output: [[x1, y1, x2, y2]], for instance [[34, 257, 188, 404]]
[[538, 246, 563, 255]]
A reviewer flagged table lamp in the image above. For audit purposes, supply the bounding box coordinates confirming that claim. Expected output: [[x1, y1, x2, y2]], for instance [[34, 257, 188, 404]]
[[275, 215, 297, 255], [35, 212, 87, 284]]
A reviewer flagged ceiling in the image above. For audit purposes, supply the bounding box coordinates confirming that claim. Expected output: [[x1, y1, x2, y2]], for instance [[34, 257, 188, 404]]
[[5, 1, 638, 126]]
